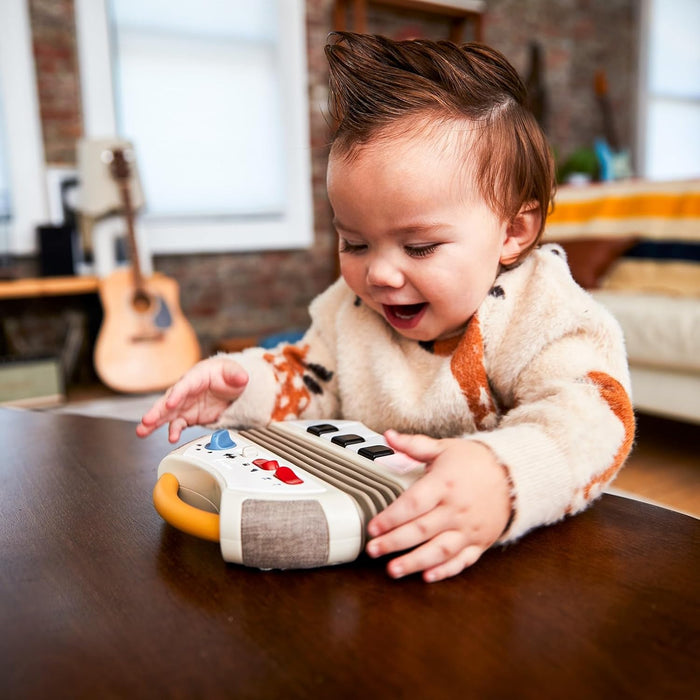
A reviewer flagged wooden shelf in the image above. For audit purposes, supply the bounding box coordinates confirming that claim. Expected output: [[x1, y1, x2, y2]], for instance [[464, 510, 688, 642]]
[[0, 275, 99, 300], [334, 0, 484, 43]]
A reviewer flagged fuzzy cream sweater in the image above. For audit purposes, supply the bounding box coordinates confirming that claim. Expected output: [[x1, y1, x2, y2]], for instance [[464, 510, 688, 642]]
[[214, 245, 635, 543]]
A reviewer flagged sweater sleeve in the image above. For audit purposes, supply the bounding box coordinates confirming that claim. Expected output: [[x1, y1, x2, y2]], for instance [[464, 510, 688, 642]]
[[210, 279, 345, 429], [463, 247, 635, 542]]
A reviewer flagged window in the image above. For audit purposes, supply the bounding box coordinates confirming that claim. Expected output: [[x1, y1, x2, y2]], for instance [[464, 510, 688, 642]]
[[0, 0, 48, 255], [638, 0, 700, 180], [0, 85, 10, 222], [75, 0, 313, 254]]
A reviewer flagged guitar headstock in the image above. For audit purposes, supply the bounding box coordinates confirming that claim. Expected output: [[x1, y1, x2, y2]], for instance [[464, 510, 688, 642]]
[[594, 69, 609, 98], [105, 147, 132, 183]]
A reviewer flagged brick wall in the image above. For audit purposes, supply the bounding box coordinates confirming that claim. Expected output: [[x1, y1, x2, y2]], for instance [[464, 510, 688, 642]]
[[485, 0, 638, 162], [26, 0, 638, 360], [28, 0, 82, 165]]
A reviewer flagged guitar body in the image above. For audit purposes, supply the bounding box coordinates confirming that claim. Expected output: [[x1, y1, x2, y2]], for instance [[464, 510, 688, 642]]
[[95, 267, 200, 393]]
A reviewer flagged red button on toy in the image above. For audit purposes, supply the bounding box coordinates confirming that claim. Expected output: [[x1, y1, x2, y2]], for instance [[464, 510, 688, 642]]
[[253, 458, 279, 471], [274, 466, 303, 485]]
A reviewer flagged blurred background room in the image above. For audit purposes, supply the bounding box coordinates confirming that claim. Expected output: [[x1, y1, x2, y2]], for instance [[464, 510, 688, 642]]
[[0, 0, 697, 513]]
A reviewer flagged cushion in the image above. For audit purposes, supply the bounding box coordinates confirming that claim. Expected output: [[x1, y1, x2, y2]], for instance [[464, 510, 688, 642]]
[[592, 291, 700, 372], [602, 259, 700, 296], [560, 237, 638, 289]]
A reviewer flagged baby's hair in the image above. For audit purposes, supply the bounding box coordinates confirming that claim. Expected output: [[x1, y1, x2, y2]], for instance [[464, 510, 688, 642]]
[[325, 32, 555, 259]]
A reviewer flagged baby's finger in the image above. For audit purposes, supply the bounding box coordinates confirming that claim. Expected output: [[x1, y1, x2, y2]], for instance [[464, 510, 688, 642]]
[[422, 544, 485, 583], [137, 399, 170, 430], [367, 474, 442, 537], [383, 530, 466, 579], [167, 416, 189, 444], [135, 421, 154, 437], [384, 430, 444, 463], [221, 363, 248, 388], [164, 378, 198, 410], [366, 505, 452, 559]]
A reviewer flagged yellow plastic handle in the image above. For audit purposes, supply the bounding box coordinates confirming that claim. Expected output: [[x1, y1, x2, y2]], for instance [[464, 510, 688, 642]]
[[153, 472, 220, 542]]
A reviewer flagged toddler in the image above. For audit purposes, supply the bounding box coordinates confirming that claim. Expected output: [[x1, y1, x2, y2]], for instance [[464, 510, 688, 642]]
[[138, 33, 635, 582]]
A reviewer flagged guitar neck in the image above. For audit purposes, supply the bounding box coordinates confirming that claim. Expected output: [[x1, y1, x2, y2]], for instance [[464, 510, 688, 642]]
[[594, 70, 620, 152], [596, 95, 620, 152], [110, 147, 146, 294], [118, 180, 146, 292]]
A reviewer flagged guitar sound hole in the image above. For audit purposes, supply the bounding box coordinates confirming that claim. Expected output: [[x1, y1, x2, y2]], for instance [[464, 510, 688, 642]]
[[132, 290, 151, 312]]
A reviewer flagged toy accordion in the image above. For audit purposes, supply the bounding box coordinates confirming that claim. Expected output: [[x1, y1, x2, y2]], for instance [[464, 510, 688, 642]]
[[153, 420, 425, 569]]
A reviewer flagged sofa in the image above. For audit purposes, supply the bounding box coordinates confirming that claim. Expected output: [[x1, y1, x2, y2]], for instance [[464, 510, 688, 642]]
[[544, 178, 700, 424]]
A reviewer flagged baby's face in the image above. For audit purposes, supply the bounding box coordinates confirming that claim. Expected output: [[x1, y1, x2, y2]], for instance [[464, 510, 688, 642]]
[[327, 126, 514, 342]]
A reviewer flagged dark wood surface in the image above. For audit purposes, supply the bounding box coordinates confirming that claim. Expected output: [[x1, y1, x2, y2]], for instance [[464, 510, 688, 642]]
[[1, 408, 698, 699]]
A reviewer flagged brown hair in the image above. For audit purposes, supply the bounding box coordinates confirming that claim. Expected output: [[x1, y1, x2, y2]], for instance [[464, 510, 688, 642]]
[[325, 32, 555, 260]]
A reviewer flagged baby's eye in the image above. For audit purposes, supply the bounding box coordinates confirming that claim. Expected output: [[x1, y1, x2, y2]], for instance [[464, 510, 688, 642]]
[[405, 243, 440, 258], [339, 239, 367, 254]]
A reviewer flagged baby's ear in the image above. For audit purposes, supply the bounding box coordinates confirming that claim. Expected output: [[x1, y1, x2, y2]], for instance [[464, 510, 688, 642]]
[[499, 202, 542, 266]]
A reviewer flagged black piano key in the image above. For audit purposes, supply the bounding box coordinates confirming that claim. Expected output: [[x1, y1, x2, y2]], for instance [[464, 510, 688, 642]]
[[331, 434, 365, 448], [307, 423, 339, 436], [358, 445, 395, 460]]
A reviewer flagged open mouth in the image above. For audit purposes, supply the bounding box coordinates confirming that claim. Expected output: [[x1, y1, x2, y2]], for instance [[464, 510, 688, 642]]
[[382, 303, 428, 329]]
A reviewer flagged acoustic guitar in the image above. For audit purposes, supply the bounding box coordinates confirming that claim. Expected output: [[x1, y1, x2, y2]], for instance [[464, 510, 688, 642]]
[[594, 70, 633, 181], [94, 148, 200, 393]]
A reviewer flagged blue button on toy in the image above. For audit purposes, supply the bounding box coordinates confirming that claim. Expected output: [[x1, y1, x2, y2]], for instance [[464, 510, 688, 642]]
[[206, 430, 236, 450]]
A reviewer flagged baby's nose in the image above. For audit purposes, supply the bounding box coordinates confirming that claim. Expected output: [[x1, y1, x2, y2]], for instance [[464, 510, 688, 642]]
[[366, 256, 404, 288]]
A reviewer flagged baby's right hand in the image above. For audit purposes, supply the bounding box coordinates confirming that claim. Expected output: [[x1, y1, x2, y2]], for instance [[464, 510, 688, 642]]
[[136, 357, 249, 442]]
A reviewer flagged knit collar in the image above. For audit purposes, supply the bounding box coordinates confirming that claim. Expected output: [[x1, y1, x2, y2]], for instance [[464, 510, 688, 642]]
[[418, 322, 469, 356]]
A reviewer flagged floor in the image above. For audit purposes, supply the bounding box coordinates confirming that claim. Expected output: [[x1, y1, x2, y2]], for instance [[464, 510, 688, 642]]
[[610, 412, 699, 518], [57, 385, 699, 518]]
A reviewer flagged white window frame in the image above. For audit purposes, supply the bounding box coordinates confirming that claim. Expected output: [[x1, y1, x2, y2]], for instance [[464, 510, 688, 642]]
[[636, 0, 700, 179], [74, 0, 313, 255], [0, 0, 49, 255]]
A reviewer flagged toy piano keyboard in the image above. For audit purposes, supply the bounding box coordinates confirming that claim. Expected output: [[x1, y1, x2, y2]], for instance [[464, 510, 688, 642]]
[[153, 420, 425, 570]]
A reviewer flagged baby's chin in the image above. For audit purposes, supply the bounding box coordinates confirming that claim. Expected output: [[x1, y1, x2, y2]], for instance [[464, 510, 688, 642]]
[[396, 320, 471, 344], [389, 317, 466, 344]]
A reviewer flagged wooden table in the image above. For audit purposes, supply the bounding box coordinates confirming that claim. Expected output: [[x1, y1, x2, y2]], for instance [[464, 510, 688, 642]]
[[1, 408, 698, 699]]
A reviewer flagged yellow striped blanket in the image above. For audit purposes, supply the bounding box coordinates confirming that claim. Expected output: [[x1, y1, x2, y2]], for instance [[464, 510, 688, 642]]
[[544, 179, 700, 242]]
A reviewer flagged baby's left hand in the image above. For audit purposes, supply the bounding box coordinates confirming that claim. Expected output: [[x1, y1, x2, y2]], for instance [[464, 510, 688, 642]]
[[366, 430, 512, 582]]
